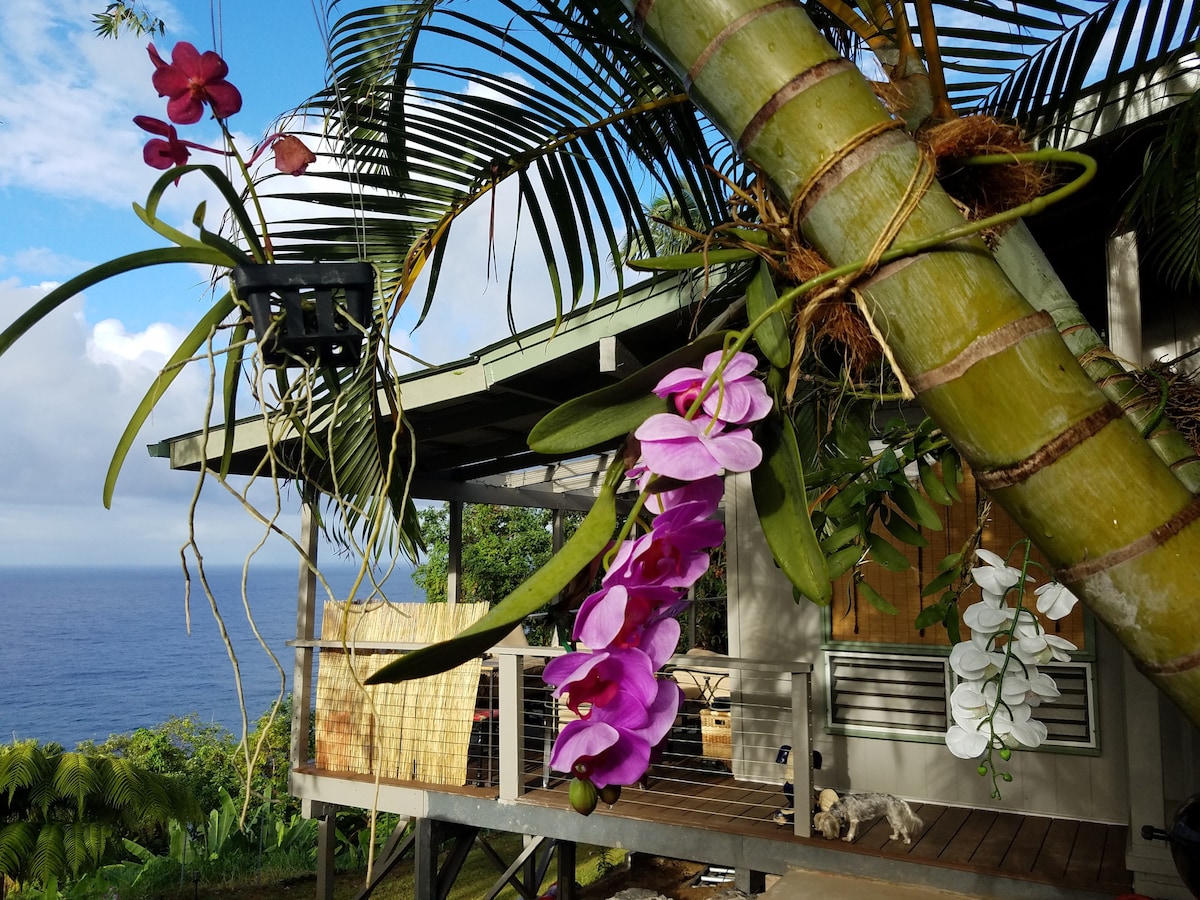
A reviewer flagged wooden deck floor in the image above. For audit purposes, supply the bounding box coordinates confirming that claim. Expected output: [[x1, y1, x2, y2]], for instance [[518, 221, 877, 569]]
[[518, 756, 1133, 896]]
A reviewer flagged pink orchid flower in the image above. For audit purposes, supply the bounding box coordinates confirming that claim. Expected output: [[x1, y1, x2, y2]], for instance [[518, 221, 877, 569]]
[[550, 679, 683, 787], [574, 584, 684, 668], [653, 350, 772, 425], [551, 719, 652, 788], [603, 500, 725, 589], [635, 413, 762, 482], [148, 42, 243, 125], [628, 465, 724, 517], [543, 648, 660, 720]]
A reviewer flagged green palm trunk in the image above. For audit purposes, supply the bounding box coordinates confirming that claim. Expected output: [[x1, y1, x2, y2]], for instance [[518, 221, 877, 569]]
[[625, 0, 1200, 725]]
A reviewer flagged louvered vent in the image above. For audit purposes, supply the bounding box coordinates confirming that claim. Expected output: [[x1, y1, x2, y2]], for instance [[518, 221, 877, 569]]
[[825, 651, 1098, 749], [1036, 661, 1097, 749], [826, 652, 949, 738]]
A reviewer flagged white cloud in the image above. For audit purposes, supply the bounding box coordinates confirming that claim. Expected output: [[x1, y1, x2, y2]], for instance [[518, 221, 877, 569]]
[[0, 277, 302, 567]]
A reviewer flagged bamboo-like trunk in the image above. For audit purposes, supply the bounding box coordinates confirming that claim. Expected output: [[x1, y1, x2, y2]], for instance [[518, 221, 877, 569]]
[[625, 0, 1200, 725]]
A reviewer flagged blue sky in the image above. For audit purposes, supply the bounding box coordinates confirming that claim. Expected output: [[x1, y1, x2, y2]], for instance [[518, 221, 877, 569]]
[[0, 0, 609, 568]]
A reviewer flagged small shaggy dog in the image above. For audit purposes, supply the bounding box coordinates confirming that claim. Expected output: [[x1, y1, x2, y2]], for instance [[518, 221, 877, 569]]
[[812, 792, 923, 844]]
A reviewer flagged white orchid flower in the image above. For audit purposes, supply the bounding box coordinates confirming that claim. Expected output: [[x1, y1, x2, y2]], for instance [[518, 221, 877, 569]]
[[1035, 582, 1080, 620], [950, 682, 989, 725], [963, 600, 1016, 632], [971, 548, 1030, 595], [950, 641, 1003, 680], [946, 723, 991, 759], [1015, 632, 1077, 664], [1023, 669, 1061, 706]]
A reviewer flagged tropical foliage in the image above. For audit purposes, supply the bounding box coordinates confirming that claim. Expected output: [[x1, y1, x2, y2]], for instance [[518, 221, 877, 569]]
[[0, 741, 192, 890]]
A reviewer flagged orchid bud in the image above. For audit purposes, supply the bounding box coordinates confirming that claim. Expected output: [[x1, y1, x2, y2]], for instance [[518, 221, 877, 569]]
[[569, 777, 598, 816], [274, 135, 317, 176], [599, 784, 622, 806]]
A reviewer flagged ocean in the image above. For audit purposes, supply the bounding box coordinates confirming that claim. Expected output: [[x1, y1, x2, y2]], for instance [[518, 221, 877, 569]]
[[0, 564, 421, 748]]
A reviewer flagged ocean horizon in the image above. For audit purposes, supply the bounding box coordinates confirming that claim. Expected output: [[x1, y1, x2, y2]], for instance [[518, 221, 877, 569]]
[[0, 563, 422, 748]]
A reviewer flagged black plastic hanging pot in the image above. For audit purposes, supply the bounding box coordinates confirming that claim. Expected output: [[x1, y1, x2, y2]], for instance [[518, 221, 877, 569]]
[[233, 262, 374, 367], [1142, 793, 1200, 897]]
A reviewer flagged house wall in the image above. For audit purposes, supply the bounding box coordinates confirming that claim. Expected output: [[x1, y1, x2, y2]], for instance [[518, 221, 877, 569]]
[[725, 471, 1130, 823]]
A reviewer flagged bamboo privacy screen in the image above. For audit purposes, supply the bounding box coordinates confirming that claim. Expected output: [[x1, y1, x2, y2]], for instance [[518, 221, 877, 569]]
[[315, 602, 489, 785]]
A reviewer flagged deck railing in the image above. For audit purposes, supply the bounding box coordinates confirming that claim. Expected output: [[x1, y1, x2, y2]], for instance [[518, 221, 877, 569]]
[[296, 639, 813, 838], [478, 648, 814, 837]]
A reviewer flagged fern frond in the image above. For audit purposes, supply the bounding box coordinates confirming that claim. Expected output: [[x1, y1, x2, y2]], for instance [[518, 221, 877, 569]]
[[31, 822, 67, 885], [0, 821, 37, 879]]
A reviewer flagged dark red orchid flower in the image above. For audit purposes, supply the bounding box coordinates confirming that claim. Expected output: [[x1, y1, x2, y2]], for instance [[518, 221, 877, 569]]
[[134, 115, 190, 170], [148, 41, 242, 125]]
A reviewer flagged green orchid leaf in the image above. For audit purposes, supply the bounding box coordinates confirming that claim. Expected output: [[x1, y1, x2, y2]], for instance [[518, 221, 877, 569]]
[[942, 449, 963, 502], [914, 602, 948, 630], [823, 481, 867, 521], [626, 248, 758, 271], [751, 412, 832, 605], [858, 580, 898, 616], [945, 603, 962, 644], [893, 480, 944, 531], [131, 203, 209, 251], [921, 567, 960, 598], [882, 508, 929, 548], [866, 532, 911, 572], [366, 460, 623, 684], [0, 247, 235, 360], [104, 290, 238, 507], [220, 319, 250, 480], [820, 521, 861, 554], [919, 458, 954, 506], [746, 260, 790, 369], [527, 332, 730, 455], [143, 164, 267, 263], [825, 544, 863, 580], [937, 552, 963, 572]]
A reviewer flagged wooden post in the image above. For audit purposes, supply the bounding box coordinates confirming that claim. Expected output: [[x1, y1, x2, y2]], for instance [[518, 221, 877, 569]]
[[291, 506, 319, 780], [1106, 230, 1142, 365], [556, 840, 577, 900], [309, 800, 336, 900], [413, 818, 437, 900], [791, 667, 812, 838], [448, 500, 463, 606], [499, 651, 523, 801]]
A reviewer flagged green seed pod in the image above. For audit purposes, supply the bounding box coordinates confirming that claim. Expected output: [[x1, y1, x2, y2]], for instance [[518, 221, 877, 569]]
[[569, 777, 599, 816]]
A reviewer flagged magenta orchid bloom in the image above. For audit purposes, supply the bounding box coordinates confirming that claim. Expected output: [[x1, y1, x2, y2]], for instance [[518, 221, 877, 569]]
[[635, 414, 762, 481], [134, 116, 191, 170], [629, 466, 724, 517], [653, 350, 773, 425], [551, 719, 652, 788], [603, 501, 725, 589], [148, 42, 243, 124], [550, 679, 683, 787], [574, 584, 684, 668], [543, 648, 660, 719]]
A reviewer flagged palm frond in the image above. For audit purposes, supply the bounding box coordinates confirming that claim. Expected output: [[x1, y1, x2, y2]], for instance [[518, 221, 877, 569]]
[[978, 0, 1200, 144], [267, 0, 734, 327], [1127, 90, 1200, 290]]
